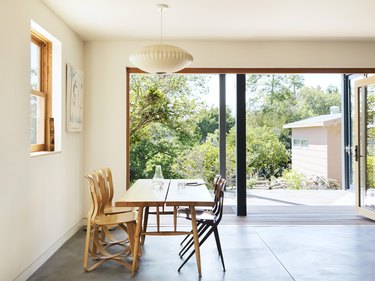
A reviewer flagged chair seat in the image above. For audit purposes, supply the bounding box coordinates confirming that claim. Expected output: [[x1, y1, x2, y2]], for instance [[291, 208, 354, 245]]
[[105, 206, 138, 215], [95, 211, 138, 226], [177, 208, 217, 222]]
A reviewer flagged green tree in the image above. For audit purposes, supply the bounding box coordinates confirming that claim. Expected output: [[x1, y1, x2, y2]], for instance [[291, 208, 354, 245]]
[[129, 74, 211, 182], [195, 106, 235, 143], [246, 126, 290, 179], [246, 74, 304, 129], [296, 86, 341, 119], [226, 126, 290, 181], [130, 74, 208, 146], [172, 132, 219, 185]]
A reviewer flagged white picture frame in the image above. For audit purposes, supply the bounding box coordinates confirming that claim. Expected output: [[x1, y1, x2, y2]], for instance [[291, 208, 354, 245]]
[[66, 64, 83, 132]]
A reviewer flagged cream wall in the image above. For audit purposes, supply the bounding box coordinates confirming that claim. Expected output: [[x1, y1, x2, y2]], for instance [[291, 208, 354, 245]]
[[84, 40, 375, 211], [0, 1, 84, 280]]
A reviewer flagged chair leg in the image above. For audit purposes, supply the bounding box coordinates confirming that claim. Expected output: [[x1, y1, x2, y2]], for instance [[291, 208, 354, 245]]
[[125, 221, 137, 257], [178, 226, 215, 271], [213, 227, 226, 271], [180, 233, 190, 246], [180, 221, 203, 246], [141, 206, 149, 245], [179, 224, 209, 257], [83, 219, 92, 271]]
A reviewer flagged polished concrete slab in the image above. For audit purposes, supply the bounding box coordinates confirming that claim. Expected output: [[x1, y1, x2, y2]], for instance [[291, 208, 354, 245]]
[[255, 225, 375, 281], [28, 224, 375, 281]]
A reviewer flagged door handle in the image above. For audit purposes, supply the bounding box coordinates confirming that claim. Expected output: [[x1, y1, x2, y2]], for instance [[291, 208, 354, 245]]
[[355, 145, 359, 161]]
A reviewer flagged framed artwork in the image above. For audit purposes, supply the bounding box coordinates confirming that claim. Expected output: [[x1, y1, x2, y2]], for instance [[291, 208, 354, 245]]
[[66, 64, 83, 132]]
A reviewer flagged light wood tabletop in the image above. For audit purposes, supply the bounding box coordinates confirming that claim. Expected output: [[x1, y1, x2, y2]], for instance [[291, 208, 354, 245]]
[[115, 179, 170, 207], [115, 178, 214, 277], [166, 179, 215, 207]]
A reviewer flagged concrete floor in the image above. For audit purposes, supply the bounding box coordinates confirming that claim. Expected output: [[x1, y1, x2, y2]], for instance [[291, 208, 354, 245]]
[[28, 224, 375, 281]]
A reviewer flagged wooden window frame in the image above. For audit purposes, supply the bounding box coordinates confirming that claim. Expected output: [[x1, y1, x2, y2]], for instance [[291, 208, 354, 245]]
[[31, 31, 52, 152]]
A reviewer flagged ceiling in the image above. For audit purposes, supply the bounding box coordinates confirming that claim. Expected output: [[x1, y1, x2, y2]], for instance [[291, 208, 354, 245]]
[[42, 0, 375, 42]]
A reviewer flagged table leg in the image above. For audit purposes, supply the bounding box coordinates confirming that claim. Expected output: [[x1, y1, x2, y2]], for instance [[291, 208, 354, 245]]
[[190, 206, 202, 276], [141, 206, 149, 245], [132, 206, 143, 276]]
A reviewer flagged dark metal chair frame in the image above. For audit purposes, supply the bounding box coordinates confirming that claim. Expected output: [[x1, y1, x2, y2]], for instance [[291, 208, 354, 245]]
[[178, 178, 226, 272]]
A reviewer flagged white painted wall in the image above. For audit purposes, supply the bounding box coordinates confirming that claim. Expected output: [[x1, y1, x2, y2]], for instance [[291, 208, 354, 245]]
[[0, 1, 84, 280], [83, 40, 375, 211]]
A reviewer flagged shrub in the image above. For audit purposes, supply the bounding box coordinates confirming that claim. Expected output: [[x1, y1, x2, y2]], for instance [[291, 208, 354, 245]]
[[283, 169, 305, 190]]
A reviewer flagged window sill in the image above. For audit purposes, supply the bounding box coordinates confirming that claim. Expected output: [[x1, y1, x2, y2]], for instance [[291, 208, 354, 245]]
[[30, 151, 61, 158]]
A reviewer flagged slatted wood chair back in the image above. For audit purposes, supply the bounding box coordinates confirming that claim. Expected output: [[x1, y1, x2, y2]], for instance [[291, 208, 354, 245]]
[[85, 173, 101, 224], [211, 176, 225, 212], [99, 168, 115, 210], [213, 178, 226, 221]]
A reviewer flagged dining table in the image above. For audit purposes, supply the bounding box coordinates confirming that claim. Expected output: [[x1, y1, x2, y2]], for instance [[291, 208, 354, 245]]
[[115, 179, 214, 276]]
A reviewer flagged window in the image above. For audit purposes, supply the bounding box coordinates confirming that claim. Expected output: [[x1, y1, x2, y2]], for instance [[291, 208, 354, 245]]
[[293, 139, 301, 147], [293, 138, 309, 148], [30, 31, 52, 152], [301, 140, 309, 148]]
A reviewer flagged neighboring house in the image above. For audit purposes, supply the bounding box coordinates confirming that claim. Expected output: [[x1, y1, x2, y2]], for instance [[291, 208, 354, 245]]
[[283, 112, 342, 186]]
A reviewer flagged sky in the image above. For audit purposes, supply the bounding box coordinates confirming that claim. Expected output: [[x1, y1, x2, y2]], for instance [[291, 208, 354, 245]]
[[204, 74, 342, 111]]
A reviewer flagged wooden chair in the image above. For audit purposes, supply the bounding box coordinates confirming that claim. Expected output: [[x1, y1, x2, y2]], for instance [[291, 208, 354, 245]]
[[84, 171, 138, 272], [99, 168, 136, 215], [177, 177, 226, 272]]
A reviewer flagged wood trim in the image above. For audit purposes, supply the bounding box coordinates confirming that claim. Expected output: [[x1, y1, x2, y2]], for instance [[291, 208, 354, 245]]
[[31, 30, 49, 44], [354, 75, 375, 87], [45, 41, 52, 151], [125, 67, 375, 187], [127, 67, 375, 74], [126, 70, 130, 189], [31, 143, 46, 152], [31, 90, 47, 98], [30, 32, 52, 152]]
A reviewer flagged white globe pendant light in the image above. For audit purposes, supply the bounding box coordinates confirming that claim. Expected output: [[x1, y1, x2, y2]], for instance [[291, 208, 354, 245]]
[[129, 4, 193, 74]]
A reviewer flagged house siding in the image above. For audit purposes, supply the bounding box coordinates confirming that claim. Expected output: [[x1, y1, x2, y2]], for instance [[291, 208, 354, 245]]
[[327, 124, 342, 185], [291, 127, 328, 177]]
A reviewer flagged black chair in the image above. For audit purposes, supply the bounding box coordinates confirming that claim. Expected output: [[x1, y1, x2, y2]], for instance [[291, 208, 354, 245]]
[[178, 175, 222, 246], [177, 177, 226, 272]]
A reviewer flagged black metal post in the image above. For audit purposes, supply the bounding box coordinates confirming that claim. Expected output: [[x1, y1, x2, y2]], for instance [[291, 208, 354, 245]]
[[219, 74, 227, 189], [236, 74, 247, 216]]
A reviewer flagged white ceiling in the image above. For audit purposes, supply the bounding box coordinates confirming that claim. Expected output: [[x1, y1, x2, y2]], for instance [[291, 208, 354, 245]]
[[42, 0, 375, 42]]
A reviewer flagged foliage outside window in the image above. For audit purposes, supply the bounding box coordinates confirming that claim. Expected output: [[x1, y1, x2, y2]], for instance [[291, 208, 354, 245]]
[[30, 31, 52, 152], [129, 74, 228, 185], [129, 73, 341, 187]]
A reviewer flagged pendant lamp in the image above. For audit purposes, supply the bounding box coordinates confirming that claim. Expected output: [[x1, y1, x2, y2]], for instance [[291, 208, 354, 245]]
[[129, 4, 193, 74]]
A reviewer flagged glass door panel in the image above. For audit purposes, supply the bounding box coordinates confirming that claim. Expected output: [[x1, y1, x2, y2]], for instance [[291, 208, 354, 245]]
[[355, 76, 375, 219]]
